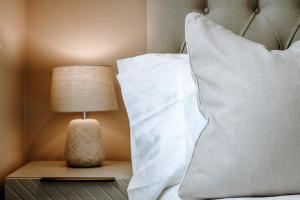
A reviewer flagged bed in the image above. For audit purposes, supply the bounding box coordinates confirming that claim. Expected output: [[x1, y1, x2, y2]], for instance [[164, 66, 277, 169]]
[[146, 1, 300, 200]]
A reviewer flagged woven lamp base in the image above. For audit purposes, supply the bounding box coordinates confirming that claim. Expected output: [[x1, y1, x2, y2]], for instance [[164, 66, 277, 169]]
[[64, 119, 105, 168]]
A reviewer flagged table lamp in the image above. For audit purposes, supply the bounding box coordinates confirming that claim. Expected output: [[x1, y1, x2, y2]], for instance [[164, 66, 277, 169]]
[[51, 66, 118, 168]]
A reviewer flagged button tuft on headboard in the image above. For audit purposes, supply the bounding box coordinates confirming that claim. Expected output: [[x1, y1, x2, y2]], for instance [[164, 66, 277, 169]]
[[254, 8, 260, 14], [203, 7, 209, 14]]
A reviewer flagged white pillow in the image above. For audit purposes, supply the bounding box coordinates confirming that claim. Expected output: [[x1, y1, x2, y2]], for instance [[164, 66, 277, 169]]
[[179, 13, 300, 199], [117, 54, 207, 200]]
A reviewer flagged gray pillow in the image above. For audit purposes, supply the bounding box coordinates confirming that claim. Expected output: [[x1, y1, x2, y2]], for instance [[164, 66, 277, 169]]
[[179, 12, 300, 200]]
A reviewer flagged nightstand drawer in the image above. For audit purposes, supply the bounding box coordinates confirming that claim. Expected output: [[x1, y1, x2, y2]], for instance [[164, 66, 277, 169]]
[[5, 178, 130, 200], [5, 161, 132, 200]]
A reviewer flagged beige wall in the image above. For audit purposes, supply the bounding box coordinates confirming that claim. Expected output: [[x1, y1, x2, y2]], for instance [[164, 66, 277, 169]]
[[25, 0, 147, 161], [0, 0, 26, 181]]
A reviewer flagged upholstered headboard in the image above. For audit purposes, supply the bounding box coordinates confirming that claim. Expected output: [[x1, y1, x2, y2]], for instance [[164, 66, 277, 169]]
[[147, 0, 300, 53]]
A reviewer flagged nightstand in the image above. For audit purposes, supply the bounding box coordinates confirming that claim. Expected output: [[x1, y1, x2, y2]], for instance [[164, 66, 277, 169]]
[[5, 161, 132, 200]]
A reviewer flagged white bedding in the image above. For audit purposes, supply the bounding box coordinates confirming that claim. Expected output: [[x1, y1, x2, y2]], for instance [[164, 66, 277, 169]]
[[159, 184, 300, 200], [117, 54, 206, 200]]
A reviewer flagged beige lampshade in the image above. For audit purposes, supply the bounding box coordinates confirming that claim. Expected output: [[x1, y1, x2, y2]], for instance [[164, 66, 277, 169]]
[[51, 66, 118, 112]]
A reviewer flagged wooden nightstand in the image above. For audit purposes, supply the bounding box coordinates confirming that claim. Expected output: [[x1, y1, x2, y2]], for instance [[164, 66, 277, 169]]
[[5, 161, 132, 200]]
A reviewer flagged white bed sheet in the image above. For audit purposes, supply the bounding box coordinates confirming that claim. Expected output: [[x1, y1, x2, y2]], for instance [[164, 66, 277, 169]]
[[159, 184, 300, 200]]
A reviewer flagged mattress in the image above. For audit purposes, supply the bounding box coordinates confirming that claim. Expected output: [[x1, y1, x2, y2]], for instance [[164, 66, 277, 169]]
[[158, 184, 300, 200]]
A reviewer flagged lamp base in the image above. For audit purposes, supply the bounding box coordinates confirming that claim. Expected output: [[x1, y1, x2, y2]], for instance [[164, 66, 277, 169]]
[[64, 119, 105, 168]]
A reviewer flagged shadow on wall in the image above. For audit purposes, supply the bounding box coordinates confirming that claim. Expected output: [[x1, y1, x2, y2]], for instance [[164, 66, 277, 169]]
[[25, 0, 147, 161]]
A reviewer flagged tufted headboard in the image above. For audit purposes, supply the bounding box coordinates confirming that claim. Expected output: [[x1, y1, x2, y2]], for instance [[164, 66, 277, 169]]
[[147, 0, 300, 53]]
